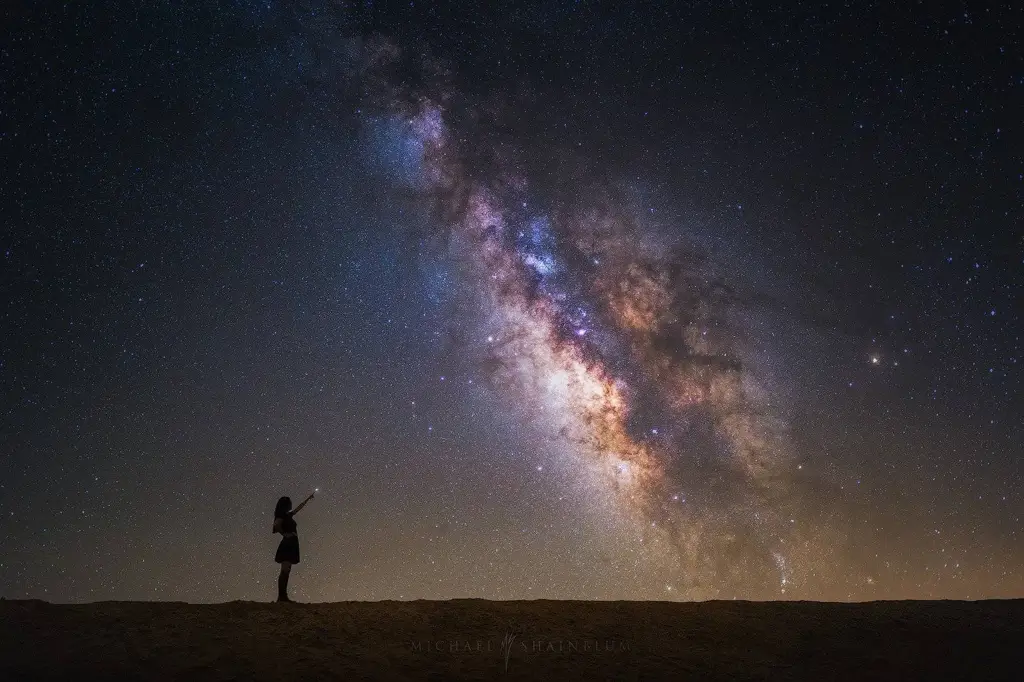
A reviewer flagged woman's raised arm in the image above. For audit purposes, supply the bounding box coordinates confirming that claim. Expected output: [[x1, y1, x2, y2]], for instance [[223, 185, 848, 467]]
[[290, 491, 315, 516]]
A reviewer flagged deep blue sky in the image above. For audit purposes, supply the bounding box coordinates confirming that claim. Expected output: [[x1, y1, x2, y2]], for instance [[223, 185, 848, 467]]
[[1, 1, 1020, 602]]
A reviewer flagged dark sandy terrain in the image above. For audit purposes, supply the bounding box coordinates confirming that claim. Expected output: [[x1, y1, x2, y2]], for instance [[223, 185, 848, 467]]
[[1, 598, 1021, 680]]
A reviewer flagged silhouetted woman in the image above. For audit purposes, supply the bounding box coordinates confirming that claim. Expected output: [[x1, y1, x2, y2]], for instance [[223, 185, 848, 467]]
[[273, 491, 314, 602]]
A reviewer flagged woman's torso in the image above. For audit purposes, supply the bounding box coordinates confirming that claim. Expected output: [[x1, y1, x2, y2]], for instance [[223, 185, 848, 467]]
[[278, 513, 297, 536]]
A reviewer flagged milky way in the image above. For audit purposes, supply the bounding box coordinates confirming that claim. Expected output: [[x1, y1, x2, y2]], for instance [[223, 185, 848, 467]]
[[351, 43, 825, 599]]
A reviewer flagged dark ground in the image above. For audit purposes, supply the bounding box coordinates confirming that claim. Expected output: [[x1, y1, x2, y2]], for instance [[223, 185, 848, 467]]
[[1, 598, 1022, 680]]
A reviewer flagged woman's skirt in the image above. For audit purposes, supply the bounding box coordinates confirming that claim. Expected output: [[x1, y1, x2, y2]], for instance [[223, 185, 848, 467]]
[[275, 535, 300, 564]]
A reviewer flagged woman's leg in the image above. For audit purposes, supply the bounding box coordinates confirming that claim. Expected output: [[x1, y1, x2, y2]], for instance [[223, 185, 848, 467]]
[[278, 562, 292, 602]]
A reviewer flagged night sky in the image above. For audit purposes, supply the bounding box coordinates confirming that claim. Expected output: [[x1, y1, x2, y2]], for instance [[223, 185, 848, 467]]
[[2, 2, 1021, 604]]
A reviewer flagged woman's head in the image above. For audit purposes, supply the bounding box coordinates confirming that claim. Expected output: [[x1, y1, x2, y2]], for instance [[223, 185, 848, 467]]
[[275, 496, 292, 518]]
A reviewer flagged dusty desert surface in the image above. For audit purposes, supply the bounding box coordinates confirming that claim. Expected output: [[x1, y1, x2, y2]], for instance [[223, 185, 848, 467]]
[[1, 598, 1021, 680]]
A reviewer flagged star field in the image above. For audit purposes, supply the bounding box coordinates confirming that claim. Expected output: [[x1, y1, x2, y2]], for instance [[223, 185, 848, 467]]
[[1, 2, 1021, 603]]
